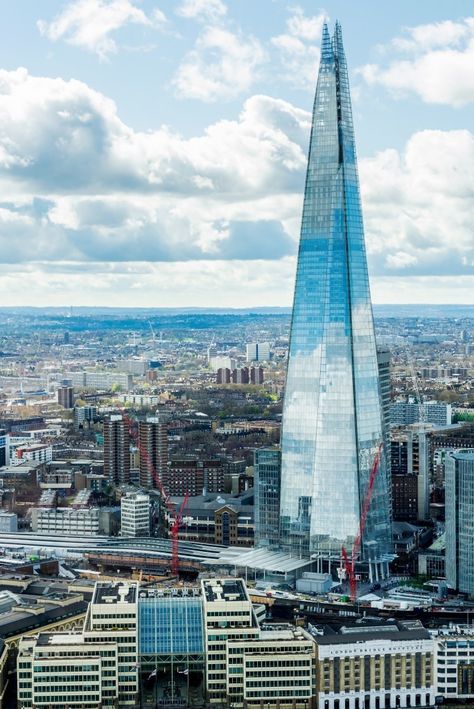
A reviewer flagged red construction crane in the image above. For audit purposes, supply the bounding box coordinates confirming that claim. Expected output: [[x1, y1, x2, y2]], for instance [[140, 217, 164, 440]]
[[118, 408, 188, 577], [341, 442, 383, 601], [171, 491, 190, 577]]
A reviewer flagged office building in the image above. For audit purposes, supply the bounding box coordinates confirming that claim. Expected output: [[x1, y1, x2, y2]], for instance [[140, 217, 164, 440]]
[[121, 491, 150, 537], [254, 447, 281, 547], [390, 425, 430, 522], [390, 401, 452, 427], [0, 429, 8, 468], [31, 507, 107, 535], [57, 385, 74, 409], [226, 625, 316, 708], [202, 578, 260, 703], [435, 626, 474, 700], [166, 492, 254, 546], [246, 342, 270, 362], [392, 474, 418, 522], [446, 451, 474, 594], [315, 623, 435, 709], [104, 414, 130, 485], [17, 633, 119, 708], [279, 23, 392, 571], [139, 415, 168, 489], [84, 582, 139, 706]]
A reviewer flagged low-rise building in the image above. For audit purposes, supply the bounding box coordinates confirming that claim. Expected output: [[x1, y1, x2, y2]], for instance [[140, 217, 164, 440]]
[[166, 492, 254, 546], [315, 623, 435, 709]]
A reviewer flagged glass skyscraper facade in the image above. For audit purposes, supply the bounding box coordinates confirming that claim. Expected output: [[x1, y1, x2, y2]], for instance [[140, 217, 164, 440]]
[[279, 23, 392, 566], [254, 447, 281, 548], [446, 452, 474, 595]]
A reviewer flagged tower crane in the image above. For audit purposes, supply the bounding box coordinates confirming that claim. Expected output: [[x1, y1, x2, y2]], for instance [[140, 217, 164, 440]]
[[341, 442, 383, 601], [118, 407, 189, 577]]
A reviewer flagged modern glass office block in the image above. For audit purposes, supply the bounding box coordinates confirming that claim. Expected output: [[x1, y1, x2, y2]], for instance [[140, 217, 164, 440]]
[[279, 23, 392, 566], [446, 452, 474, 595], [254, 447, 281, 547], [139, 596, 204, 656]]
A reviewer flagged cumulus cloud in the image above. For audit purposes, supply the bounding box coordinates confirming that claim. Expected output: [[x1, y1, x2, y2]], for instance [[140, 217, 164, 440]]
[[358, 17, 474, 106], [0, 68, 308, 265], [172, 27, 266, 102], [38, 0, 166, 58], [360, 129, 474, 276], [0, 66, 472, 306], [271, 6, 326, 90], [176, 0, 227, 22]]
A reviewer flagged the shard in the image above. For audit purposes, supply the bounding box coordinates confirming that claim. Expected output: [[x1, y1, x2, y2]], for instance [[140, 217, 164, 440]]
[[279, 22, 392, 576]]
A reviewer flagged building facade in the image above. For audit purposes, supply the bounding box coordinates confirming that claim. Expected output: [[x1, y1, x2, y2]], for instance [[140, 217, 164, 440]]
[[279, 23, 392, 570], [446, 451, 474, 594], [0, 430, 8, 468], [316, 626, 435, 709], [254, 447, 281, 547], [104, 414, 130, 485], [139, 415, 168, 489], [121, 491, 150, 537], [57, 385, 74, 409], [246, 342, 271, 362], [390, 402, 452, 428], [17, 633, 119, 708]]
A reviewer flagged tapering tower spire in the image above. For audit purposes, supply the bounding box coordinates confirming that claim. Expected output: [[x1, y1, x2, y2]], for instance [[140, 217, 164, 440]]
[[279, 23, 392, 574]]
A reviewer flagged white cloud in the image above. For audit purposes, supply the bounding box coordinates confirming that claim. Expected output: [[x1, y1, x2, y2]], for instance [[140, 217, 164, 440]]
[[286, 5, 326, 41], [0, 68, 308, 264], [271, 6, 325, 90], [360, 129, 474, 275], [0, 67, 472, 305], [38, 0, 166, 58], [358, 17, 474, 106], [176, 0, 227, 22], [172, 27, 266, 102]]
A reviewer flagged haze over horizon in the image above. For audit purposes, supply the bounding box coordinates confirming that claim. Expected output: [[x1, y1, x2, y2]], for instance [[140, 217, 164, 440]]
[[1, 0, 473, 307]]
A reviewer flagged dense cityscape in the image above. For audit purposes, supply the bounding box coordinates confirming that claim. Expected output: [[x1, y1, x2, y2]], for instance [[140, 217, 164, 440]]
[[1, 4, 474, 709]]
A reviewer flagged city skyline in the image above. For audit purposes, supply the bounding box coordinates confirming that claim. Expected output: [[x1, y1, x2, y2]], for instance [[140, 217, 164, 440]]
[[0, 0, 473, 307]]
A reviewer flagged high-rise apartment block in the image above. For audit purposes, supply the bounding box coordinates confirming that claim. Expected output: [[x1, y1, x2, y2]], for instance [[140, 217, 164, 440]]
[[103, 414, 130, 485], [139, 415, 168, 489], [57, 385, 74, 409], [446, 451, 474, 595], [121, 491, 150, 537], [279, 23, 392, 573], [246, 342, 270, 362]]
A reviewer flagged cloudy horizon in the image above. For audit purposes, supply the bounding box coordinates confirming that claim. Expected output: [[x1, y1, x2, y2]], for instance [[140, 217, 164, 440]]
[[0, 0, 473, 306]]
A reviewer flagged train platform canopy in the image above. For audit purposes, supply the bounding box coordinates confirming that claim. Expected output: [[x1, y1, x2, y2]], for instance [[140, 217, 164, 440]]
[[203, 547, 313, 576]]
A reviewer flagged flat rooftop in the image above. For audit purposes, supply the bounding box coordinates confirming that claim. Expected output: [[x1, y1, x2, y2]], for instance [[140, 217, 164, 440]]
[[93, 581, 137, 605], [202, 578, 248, 603]]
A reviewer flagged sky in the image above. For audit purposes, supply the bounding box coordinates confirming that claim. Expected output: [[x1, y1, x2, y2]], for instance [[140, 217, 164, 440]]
[[0, 0, 473, 308]]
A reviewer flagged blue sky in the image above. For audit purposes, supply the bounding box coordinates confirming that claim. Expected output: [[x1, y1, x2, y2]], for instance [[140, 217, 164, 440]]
[[0, 0, 473, 306]]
